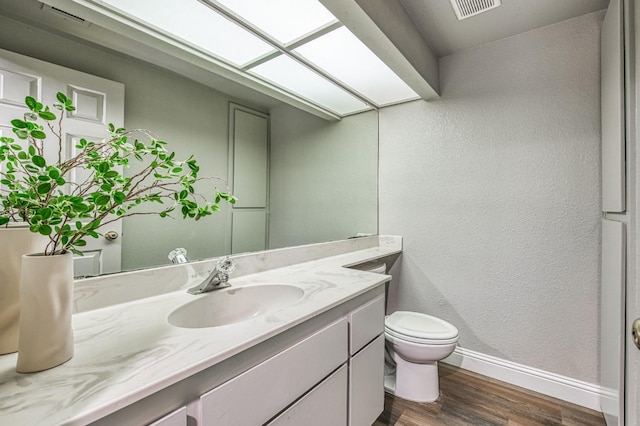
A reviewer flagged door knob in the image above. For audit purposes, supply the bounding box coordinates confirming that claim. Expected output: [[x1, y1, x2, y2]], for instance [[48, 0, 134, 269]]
[[104, 230, 119, 241], [633, 318, 640, 350]]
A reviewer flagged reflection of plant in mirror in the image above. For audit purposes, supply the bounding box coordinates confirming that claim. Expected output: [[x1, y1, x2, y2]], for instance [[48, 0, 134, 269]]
[[0, 92, 237, 256]]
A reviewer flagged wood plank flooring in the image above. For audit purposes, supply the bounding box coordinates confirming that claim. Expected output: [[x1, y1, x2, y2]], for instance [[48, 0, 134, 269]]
[[374, 365, 606, 425]]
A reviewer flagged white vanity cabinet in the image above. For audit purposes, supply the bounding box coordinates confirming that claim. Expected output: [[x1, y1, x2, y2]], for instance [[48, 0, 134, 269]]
[[196, 294, 386, 426], [89, 287, 386, 426], [348, 295, 386, 426]]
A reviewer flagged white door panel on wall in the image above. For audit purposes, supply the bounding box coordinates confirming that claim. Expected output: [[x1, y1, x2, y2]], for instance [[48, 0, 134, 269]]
[[601, 0, 625, 213], [233, 108, 268, 208], [0, 48, 125, 275], [231, 209, 267, 254], [227, 103, 269, 253], [600, 219, 626, 426]]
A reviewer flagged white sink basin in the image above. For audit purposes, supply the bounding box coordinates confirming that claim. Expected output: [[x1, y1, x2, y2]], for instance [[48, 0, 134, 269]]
[[168, 284, 304, 328]]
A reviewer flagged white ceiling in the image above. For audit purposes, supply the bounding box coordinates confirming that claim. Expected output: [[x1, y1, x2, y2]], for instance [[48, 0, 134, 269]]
[[0, 0, 612, 116], [398, 0, 609, 58]]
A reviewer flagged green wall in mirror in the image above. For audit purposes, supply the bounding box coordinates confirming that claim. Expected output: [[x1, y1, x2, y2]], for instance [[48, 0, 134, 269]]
[[0, 10, 379, 273]]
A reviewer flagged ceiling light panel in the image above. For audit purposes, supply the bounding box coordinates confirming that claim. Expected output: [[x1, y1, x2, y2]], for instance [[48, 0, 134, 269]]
[[250, 55, 370, 115], [102, 0, 273, 66], [215, 0, 337, 44], [295, 27, 419, 106]]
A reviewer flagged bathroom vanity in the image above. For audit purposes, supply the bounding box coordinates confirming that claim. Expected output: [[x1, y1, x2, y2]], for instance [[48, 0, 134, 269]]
[[0, 236, 401, 426]]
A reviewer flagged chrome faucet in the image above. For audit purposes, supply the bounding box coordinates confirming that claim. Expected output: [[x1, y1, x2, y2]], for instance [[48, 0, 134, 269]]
[[188, 256, 236, 295], [168, 248, 189, 264]]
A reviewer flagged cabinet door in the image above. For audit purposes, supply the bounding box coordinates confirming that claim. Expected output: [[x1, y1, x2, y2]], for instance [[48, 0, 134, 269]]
[[267, 364, 348, 426], [349, 335, 385, 426], [349, 295, 385, 355], [147, 406, 186, 426], [200, 318, 348, 426]]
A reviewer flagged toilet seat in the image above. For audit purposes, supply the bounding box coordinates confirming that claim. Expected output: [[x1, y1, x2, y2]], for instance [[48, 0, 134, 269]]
[[385, 311, 458, 345]]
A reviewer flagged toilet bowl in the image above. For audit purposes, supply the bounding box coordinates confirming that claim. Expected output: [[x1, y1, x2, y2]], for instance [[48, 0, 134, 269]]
[[384, 311, 458, 403], [359, 261, 459, 403]]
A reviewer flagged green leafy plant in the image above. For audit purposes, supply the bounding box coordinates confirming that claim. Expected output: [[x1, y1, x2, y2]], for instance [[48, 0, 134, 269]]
[[0, 92, 236, 255]]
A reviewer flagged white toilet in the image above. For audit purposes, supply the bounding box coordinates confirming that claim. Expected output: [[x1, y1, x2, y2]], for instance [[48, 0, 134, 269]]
[[362, 261, 459, 403], [384, 311, 458, 402]]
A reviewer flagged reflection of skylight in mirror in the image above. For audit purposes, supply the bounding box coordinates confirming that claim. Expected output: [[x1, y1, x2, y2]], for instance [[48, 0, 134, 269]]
[[250, 55, 369, 115], [215, 0, 337, 44], [102, 0, 273, 65], [93, 0, 421, 117], [295, 27, 419, 106]]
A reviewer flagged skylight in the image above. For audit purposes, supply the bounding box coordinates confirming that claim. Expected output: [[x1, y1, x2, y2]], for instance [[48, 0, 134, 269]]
[[250, 55, 369, 115], [99, 0, 419, 118], [102, 0, 273, 66], [215, 0, 337, 45], [294, 27, 419, 106]]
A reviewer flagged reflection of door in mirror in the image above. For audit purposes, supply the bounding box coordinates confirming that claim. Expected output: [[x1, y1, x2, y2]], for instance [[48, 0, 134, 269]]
[[0, 48, 125, 277], [228, 104, 269, 254]]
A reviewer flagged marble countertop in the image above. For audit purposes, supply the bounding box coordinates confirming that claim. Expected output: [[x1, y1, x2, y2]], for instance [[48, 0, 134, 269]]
[[0, 236, 401, 425]]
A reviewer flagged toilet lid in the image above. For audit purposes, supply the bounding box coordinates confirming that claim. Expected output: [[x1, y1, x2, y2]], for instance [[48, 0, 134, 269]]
[[385, 311, 458, 342], [385, 327, 458, 345]]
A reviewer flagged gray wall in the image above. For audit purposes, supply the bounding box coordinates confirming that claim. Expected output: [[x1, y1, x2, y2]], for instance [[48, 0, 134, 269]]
[[379, 11, 603, 383], [0, 14, 257, 270], [270, 105, 378, 249]]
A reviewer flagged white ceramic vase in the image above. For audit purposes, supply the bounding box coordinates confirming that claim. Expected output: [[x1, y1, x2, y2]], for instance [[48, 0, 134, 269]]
[[0, 227, 48, 355], [16, 252, 74, 373]]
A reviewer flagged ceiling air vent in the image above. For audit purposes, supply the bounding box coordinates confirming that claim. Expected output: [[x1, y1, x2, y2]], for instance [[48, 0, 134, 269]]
[[42, 4, 90, 27], [449, 0, 501, 20]]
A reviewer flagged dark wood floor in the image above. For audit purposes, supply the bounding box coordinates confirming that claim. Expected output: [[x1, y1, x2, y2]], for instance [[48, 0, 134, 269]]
[[374, 365, 606, 426]]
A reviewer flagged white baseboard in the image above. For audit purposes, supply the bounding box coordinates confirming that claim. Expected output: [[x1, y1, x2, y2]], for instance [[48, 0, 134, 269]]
[[442, 347, 604, 412]]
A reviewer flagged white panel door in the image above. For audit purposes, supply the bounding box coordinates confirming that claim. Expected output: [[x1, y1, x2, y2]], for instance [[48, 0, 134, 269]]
[[233, 108, 268, 208], [227, 103, 269, 253], [0, 48, 125, 276]]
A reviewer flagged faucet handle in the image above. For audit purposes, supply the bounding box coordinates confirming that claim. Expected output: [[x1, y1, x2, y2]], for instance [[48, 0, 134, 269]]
[[216, 256, 236, 275], [168, 248, 189, 264]]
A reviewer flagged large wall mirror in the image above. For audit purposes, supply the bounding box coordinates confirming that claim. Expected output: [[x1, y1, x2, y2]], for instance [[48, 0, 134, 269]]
[[0, 0, 379, 274]]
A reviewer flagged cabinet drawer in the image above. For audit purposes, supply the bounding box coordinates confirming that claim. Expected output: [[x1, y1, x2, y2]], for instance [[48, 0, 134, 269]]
[[349, 295, 385, 355], [267, 364, 348, 426], [147, 406, 186, 426], [200, 317, 348, 426], [349, 334, 385, 426]]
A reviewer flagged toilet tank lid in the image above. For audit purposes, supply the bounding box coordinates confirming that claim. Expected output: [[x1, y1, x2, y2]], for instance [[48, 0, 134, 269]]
[[366, 262, 386, 274], [386, 311, 458, 340], [351, 261, 386, 274]]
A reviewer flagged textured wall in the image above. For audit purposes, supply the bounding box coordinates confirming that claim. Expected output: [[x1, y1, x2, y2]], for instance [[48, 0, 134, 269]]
[[270, 105, 378, 249], [379, 12, 603, 382]]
